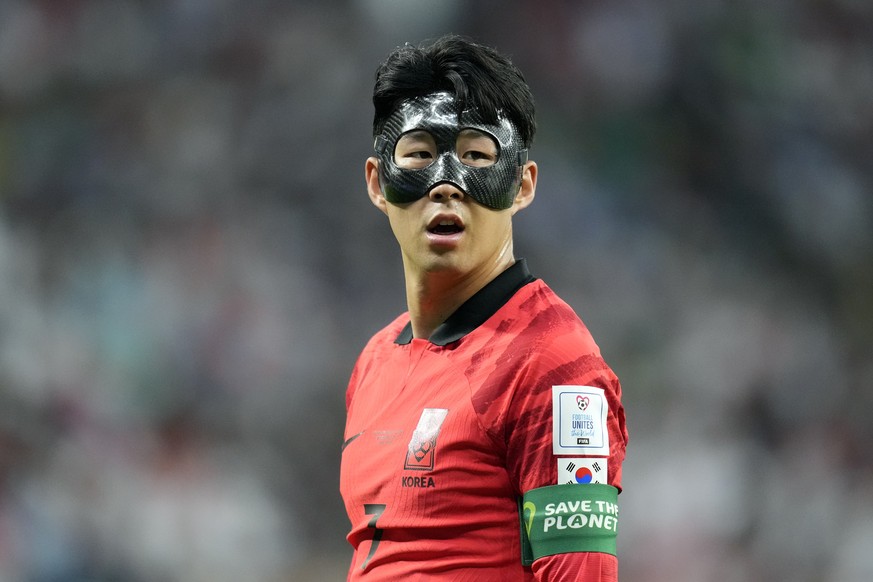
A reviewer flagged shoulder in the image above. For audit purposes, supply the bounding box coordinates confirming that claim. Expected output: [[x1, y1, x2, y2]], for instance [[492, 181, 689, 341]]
[[508, 280, 602, 359], [348, 313, 408, 387], [346, 312, 410, 411], [500, 280, 621, 404], [469, 279, 609, 406], [356, 312, 409, 355], [373, 311, 409, 341]]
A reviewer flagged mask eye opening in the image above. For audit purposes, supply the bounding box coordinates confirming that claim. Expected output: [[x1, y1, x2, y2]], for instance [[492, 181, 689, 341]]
[[393, 130, 439, 170], [456, 127, 501, 168]]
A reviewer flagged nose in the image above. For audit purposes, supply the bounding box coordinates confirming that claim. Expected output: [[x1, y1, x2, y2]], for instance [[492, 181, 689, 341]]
[[428, 182, 465, 203]]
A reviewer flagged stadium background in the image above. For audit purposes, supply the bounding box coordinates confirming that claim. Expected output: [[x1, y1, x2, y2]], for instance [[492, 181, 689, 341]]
[[1, 1, 871, 580]]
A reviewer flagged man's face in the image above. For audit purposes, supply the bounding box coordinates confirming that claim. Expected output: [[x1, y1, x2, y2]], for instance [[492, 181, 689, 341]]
[[365, 96, 536, 279]]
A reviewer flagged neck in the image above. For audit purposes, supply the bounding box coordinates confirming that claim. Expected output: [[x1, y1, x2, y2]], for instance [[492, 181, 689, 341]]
[[403, 254, 515, 340]]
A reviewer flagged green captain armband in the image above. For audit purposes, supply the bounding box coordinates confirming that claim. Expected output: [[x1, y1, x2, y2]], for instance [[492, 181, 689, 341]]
[[519, 483, 619, 565]]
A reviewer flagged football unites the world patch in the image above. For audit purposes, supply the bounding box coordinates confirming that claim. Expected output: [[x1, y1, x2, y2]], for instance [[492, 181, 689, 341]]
[[558, 458, 608, 485], [551, 386, 609, 456]]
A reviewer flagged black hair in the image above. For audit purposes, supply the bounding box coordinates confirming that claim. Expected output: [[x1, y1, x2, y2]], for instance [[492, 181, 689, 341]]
[[372, 35, 536, 148]]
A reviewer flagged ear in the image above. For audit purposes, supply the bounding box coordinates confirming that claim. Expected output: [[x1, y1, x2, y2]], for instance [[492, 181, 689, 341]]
[[510, 160, 537, 215], [365, 157, 389, 215]]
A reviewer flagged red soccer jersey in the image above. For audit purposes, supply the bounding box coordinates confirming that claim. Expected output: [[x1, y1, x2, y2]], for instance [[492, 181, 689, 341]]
[[340, 261, 628, 580]]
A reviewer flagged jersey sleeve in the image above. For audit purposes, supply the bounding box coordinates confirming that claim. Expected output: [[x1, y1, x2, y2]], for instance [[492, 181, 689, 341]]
[[501, 326, 628, 579], [531, 551, 618, 581], [505, 347, 627, 495]]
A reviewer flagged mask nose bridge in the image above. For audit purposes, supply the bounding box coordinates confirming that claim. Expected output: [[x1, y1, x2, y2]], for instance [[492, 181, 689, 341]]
[[426, 148, 467, 194]]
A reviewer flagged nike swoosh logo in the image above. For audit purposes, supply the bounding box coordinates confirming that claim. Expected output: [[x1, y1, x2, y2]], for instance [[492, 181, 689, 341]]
[[342, 431, 364, 451]]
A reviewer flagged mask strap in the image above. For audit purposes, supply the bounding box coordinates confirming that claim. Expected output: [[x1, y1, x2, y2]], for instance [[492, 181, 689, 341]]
[[374, 135, 390, 155]]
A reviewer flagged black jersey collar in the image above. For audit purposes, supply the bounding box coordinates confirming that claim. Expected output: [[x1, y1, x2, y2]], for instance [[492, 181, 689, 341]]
[[395, 259, 536, 346]]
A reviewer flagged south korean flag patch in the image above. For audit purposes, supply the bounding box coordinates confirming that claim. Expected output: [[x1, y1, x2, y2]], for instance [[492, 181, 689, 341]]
[[558, 458, 608, 485]]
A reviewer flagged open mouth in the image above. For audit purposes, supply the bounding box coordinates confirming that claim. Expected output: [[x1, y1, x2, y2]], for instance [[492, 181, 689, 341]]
[[428, 219, 464, 235]]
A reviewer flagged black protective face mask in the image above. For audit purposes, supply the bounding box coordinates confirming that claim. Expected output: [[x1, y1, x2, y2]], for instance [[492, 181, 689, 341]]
[[374, 92, 528, 210]]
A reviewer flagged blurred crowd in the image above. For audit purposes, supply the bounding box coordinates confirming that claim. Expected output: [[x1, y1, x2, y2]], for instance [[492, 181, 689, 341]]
[[0, 0, 871, 580]]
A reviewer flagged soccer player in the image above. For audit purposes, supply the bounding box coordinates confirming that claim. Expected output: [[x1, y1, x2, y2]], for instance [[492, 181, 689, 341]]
[[340, 35, 628, 581]]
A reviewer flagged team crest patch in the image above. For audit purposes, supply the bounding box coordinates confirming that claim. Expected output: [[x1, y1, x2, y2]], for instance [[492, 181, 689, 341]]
[[558, 458, 608, 485], [552, 386, 609, 456], [404, 408, 449, 470]]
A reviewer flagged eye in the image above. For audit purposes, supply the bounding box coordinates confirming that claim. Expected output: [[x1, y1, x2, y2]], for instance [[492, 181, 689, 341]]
[[394, 131, 437, 169], [457, 130, 498, 168], [461, 149, 496, 164]]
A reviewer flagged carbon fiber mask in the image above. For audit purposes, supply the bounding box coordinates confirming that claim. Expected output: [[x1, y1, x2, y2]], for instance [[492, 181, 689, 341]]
[[374, 92, 528, 210]]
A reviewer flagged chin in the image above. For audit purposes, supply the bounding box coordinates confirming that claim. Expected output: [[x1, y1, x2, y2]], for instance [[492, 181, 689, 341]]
[[418, 254, 468, 274]]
